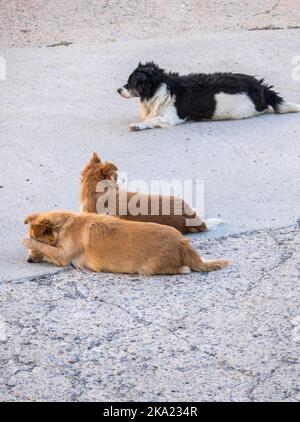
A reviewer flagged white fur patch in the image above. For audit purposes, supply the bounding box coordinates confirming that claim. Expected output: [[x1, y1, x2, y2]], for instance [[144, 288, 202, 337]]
[[277, 101, 300, 113], [179, 266, 191, 274], [137, 83, 184, 129], [119, 87, 132, 98], [205, 218, 225, 230], [213, 92, 263, 120]]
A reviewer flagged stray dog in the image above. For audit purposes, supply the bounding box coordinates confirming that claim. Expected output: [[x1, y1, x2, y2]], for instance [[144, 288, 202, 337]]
[[21, 211, 230, 274], [80, 152, 223, 234], [117, 62, 300, 131]]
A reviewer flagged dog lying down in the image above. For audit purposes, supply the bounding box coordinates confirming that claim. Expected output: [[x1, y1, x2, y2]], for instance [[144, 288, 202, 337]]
[[21, 211, 230, 275], [80, 152, 223, 234], [118, 62, 300, 131]]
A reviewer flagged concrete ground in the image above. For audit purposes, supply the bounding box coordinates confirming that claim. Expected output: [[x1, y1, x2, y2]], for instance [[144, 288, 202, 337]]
[[1, 0, 300, 47], [0, 1, 300, 402], [1, 225, 300, 401]]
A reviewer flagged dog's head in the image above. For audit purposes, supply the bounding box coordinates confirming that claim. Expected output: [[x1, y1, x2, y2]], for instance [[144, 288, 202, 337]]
[[81, 152, 118, 185], [117, 62, 164, 100], [24, 211, 67, 262], [80, 152, 118, 213]]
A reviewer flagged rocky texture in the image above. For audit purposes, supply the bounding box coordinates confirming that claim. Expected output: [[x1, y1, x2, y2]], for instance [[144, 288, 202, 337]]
[[1, 0, 300, 402], [1, 224, 300, 401], [1, 0, 300, 48]]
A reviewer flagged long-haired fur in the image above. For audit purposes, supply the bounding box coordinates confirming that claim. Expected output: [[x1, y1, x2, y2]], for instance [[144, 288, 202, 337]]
[[118, 62, 300, 131], [21, 210, 230, 275], [80, 152, 210, 234]]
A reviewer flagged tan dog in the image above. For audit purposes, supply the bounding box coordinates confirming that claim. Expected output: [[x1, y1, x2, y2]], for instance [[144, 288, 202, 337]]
[[21, 211, 229, 275], [80, 152, 222, 234]]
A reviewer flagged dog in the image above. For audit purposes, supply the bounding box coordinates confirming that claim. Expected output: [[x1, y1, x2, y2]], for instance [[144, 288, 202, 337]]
[[80, 152, 223, 234], [21, 211, 230, 275], [117, 62, 300, 131]]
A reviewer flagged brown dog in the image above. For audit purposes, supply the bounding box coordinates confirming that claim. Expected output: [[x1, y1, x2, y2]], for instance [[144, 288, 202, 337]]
[[80, 152, 214, 234], [21, 211, 229, 275]]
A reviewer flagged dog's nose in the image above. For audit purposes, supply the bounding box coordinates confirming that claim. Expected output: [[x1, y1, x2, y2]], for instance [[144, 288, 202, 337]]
[[117, 87, 122, 94], [27, 257, 34, 263]]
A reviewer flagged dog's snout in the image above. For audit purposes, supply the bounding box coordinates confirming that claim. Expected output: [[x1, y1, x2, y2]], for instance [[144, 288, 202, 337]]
[[117, 85, 131, 99], [27, 252, 42, 263]]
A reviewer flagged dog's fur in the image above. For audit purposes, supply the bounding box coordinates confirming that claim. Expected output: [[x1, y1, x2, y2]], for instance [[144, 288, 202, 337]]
[[21, 210, 230, 275], [80, 152, 214, 234], [117, 62, 300, 131]]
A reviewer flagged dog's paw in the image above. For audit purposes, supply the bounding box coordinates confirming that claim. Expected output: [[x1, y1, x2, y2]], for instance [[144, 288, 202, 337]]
[[129, 123, 144, 131], [21, 237, 32, 248]]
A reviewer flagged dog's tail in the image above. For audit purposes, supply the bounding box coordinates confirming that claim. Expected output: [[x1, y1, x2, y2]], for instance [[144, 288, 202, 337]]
[[262, 81, 300, 113], [185, 215, 225, 233], [182, 242, 230, 272], [276, 101, 300, 113]]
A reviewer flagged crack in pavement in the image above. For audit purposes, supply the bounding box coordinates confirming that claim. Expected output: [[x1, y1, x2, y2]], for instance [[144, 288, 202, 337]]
[[1, 223, 299, 401], [255, 0, 281, 17], [244, 227, 298, 294]]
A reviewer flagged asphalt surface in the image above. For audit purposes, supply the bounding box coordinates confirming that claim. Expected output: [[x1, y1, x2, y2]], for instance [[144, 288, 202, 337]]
[[0, 29, 300, 281], [1, 225, 300, 401], [1, 0, 300, 47]]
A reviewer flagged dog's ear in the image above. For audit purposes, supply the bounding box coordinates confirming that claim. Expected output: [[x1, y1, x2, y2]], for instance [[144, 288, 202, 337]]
[[31, 220, 52, 238], [24, 213, 52, 237], [30, 215, 64, 238], [89, 152, 101, 164], [136, 72, 147, 83], [24, 213, 40, 224], [100, 162, 118, 181], [81, 152, 101, 178]]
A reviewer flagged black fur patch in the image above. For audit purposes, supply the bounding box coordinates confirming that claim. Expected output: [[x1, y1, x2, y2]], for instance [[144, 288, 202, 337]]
[[125, 62, 284, 120]]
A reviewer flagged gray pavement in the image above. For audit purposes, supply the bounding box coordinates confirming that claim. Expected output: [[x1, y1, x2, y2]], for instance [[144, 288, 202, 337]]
[[1, 224, 300, 401], [0, 3, 300, 402], [1, 29, 300, 281], [1, 0, 300, 48]]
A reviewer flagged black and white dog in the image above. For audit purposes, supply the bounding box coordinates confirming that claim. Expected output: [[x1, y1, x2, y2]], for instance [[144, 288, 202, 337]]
[[117, 62, 300, 131]]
